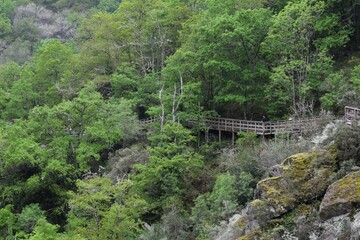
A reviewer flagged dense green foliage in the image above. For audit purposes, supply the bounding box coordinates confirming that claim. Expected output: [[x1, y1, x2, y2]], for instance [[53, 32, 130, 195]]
[[0, 0, 360, 239]]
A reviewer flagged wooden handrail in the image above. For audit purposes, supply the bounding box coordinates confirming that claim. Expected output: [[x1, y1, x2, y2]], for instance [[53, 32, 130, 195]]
[[139, 107, 360, 135], [345, 106, 360, 123]]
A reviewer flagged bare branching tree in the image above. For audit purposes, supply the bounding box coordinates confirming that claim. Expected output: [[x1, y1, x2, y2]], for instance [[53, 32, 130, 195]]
[[159, 84, 165, 128], [172, 71, 183, 122]]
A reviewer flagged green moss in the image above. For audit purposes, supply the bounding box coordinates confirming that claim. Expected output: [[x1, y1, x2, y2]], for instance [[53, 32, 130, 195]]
[[251, 149, 339, 224], [237, 229, 272, 240], [265, 203, 317, 235], [282, 152, 311, 166], [236, 218, 246, 229], [332, 171, 360, 202], [257, 176, 296, 213], [249, 199, 268, 208], [282, 150, 337, 201], [237, 149, 339, 238], [247, 199, 273, 222]]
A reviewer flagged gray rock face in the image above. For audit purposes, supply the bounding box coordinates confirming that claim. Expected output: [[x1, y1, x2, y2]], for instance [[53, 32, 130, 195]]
[[268, 164, 285, 177], [316, 214, 351, 240], [350, 212, 360, 240], [306, 213, 360, 240], [13, 3, 75, 41], [214, 150, 360, 239], [214, 214, 243, 240], [319, 170, 360, 220]]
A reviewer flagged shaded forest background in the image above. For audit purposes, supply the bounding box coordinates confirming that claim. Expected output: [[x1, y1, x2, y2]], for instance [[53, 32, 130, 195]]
[[0, 0, 360, 239]]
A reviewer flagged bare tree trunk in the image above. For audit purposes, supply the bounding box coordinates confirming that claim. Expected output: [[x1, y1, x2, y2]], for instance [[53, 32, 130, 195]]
[[172, 72, 184, 122], [172, 83, 177, 122], [159, 85, 165, 128]]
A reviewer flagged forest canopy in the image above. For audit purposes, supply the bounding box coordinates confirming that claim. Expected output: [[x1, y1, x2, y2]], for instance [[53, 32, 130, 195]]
[[0, 0, 360, 239]]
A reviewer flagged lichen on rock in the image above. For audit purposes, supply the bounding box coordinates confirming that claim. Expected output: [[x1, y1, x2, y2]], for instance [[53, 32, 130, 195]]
[[255, 150, 337, 217], [216, 148, 339, 239], [320, 170, 360, 220]]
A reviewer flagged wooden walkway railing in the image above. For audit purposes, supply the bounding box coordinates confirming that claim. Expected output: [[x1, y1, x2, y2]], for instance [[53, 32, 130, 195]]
[[139, 116, 159, 126], [187, 116, 326, 135], [139, 106, 360, 136], [345, 106, 360, 124], [140, 116, 329, 135]]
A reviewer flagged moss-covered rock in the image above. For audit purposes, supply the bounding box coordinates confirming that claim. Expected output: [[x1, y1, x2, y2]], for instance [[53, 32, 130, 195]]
[[217, 148, 339, 239], [255, 150, 337, 217], [255, 176, 296, 216], [319, 170, 360, 220], [236, 229, 273, 240]]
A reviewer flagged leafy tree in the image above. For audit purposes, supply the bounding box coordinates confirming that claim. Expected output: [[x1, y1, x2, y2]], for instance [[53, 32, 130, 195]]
[[66, 177, 121, 238], [110, 65, 140, 100], [3, 67, 36, 119], [0, 121, 48, 209], [0, 62, 21, 116], [77, 0, 189, 76], [27, 83, 139, 170], [0, 82, 139, 227], [191, 172, 239, 239], [132, 123, 204, 215], [0, 205, 16, 239], [1, 39, 78, 119], [29, 219, 60, 240], [98, 200, 145, 239], [0, 15, 11, 37], [264, 0, 351, 117], [351, 64, 360, 92], [165, 8, 272, 118], [0, 0, 16, 17], [67, 177, 146, 239], [0, 62, 21, 90], [205, 0, 266, 15], [54, 0, 100, 11], [320, 72, 347, 112], [16, 204, 45, 234], [97, 0, 121, 12], [30, 39, 74, 105]]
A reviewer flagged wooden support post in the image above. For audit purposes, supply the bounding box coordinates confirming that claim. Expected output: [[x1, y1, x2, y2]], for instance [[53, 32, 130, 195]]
[[205, 130, 209, 143], [219, 130, 221, 143], [232, 131, 235, 145]]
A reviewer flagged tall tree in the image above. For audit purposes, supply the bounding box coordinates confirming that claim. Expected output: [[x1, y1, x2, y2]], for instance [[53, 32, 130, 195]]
[[264, 0, 350, 117], [131, 123, 204, 219], [163, 8, 272, 118]]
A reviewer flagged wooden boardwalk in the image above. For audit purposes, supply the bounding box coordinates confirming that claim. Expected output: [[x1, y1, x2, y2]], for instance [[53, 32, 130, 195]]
[[140, 106, 360, 136], [187, 116, 326, 136], [140, 116, 330, 136], [345, 106, 360, 124], [139, 116, 159, 126]]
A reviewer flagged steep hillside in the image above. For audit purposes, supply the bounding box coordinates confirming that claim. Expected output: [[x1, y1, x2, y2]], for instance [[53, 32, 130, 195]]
[[0, 0, 360, 239]]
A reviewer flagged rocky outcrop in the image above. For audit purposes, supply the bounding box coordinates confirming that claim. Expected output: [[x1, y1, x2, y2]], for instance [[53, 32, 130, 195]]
[[13, 3, 75, 41], [319, 170, 360, 220], [255, 150, 337, 217], [215, 149, 339, 239]]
